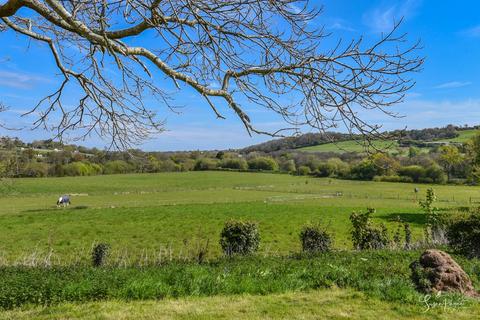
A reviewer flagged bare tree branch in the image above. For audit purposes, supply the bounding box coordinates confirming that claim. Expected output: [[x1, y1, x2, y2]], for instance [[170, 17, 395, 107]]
[[0, 0, 423, 148]]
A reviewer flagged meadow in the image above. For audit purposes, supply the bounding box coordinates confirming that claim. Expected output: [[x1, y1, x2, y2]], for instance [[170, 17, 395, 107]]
[[297, 139, 399, 153], [297, 129, 477, 154], [2, 171, 480, 263], [0, 171, 479, 318]]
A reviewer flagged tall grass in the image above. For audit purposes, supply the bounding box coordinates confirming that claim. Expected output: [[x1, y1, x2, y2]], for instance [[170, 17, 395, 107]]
[[0, 250, 478, 310]]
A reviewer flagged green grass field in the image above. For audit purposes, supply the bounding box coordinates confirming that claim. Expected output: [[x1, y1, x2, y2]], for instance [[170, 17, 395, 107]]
[[1, 171, 479, 318], [298, 139, 398, 153], [1, 171, 480, 263], [298, 129, 479, 153], [3, 288, 479, 320], [2, 171, 480, 263], [440, 129, 479, 143]]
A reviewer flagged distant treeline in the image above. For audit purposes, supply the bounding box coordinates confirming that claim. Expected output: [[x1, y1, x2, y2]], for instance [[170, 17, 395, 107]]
[[1, 124, 480, 185]]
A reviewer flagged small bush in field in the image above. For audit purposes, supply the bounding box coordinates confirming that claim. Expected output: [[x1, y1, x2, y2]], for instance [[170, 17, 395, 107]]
[[350, 208, 389, 250], [220, 220, 260, 256], [299, 224, 333, 253], [447, 213, 480, 258], [92, 243, 110, 267]]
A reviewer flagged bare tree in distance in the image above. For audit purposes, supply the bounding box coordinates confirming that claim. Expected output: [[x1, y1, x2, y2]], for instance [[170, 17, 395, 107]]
[[0, 0, 423, 149]]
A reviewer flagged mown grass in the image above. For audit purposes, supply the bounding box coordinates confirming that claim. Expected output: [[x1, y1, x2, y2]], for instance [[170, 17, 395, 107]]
[[0, 172, 479, 262], [0, 250, 478, 310], [3, 288, 479, 320]]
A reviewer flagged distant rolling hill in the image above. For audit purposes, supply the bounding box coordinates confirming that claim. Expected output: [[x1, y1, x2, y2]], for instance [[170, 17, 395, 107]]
[[437, 129, 478, 143], [298, 139, 399, 153], [242, 126, 479, 154]]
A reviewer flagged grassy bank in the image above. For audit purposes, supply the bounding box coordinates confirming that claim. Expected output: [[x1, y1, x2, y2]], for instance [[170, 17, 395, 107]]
[[3, 288, 479, 320], [0, 250, 478, 310]]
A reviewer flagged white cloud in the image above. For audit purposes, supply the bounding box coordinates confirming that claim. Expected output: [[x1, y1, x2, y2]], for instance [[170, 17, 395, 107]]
[[363, 0, 422, 33], [329, 19, 356, 32], [384, 98, 480, 129], [0, 70, 49, 89], [433, 81, 472, 89]]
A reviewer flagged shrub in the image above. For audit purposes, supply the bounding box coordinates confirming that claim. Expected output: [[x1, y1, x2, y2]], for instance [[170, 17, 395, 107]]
[[419, 188, 446, 243], [296, 165, 311, 176], [398, 165, 426, 183], [327, 158, 350, 178], [220, 158, 248, 170], [350, 160, 377, 180], [247, 157, 279, 171], [194, 158, 218, 171], [447, 213, 480, 258], [316, 162, 336, 177], [350, 208, 389, 250], [92, 243, 110, 267], [21, 162, 49, 177], [180, 159, 196, 171], [159, 159, 181, 172], [103, 160, 134, 174], [219, 220, 260, 256], [280, 159, 296, 173], [299, 224, 333, 253], [63, 161, 103, 176], [425, 164, 447, 184]]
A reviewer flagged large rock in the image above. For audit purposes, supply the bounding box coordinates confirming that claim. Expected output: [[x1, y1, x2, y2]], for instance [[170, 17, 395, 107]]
[[410, 249, 478, 297]]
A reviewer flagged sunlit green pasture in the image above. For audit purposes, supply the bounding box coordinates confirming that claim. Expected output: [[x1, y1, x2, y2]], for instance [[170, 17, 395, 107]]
[[0, 171, 479, 263], [297, 139, 398, 153], [3, 288, 479, 320]]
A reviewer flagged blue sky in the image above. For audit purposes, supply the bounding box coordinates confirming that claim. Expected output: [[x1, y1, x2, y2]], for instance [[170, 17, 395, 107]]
[[1, 0, 480, 151]]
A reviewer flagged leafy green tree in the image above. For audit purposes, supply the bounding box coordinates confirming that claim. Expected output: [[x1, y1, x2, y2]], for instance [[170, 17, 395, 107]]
[[438, 145, 462, 180], [103, 160, 134, 174], [296, 166, 311, 176], [21, 162, 49, 177], [408, 146, 420, 158], [350, 160, 377, 180], [145, 155, 161, 173], [194, 158, 219, 171], [398, 165, 426, 182], [280, 159, 296, 173], [220, 158, 248, 170], [371, 153, 400, 176], [247, 157, 279, 171]]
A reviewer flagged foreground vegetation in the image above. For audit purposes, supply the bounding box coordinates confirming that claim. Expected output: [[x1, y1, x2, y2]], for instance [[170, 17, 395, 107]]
[[0, 171, 479, 318], [0, 251, 478, 311]]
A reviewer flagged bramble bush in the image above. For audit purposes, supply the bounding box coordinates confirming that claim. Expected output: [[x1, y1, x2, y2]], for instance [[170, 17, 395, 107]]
[[350, 208, 390, 250], [447, 213, 480, 258], [219, 220, 260, 256], [299, 223, 333, 253]]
